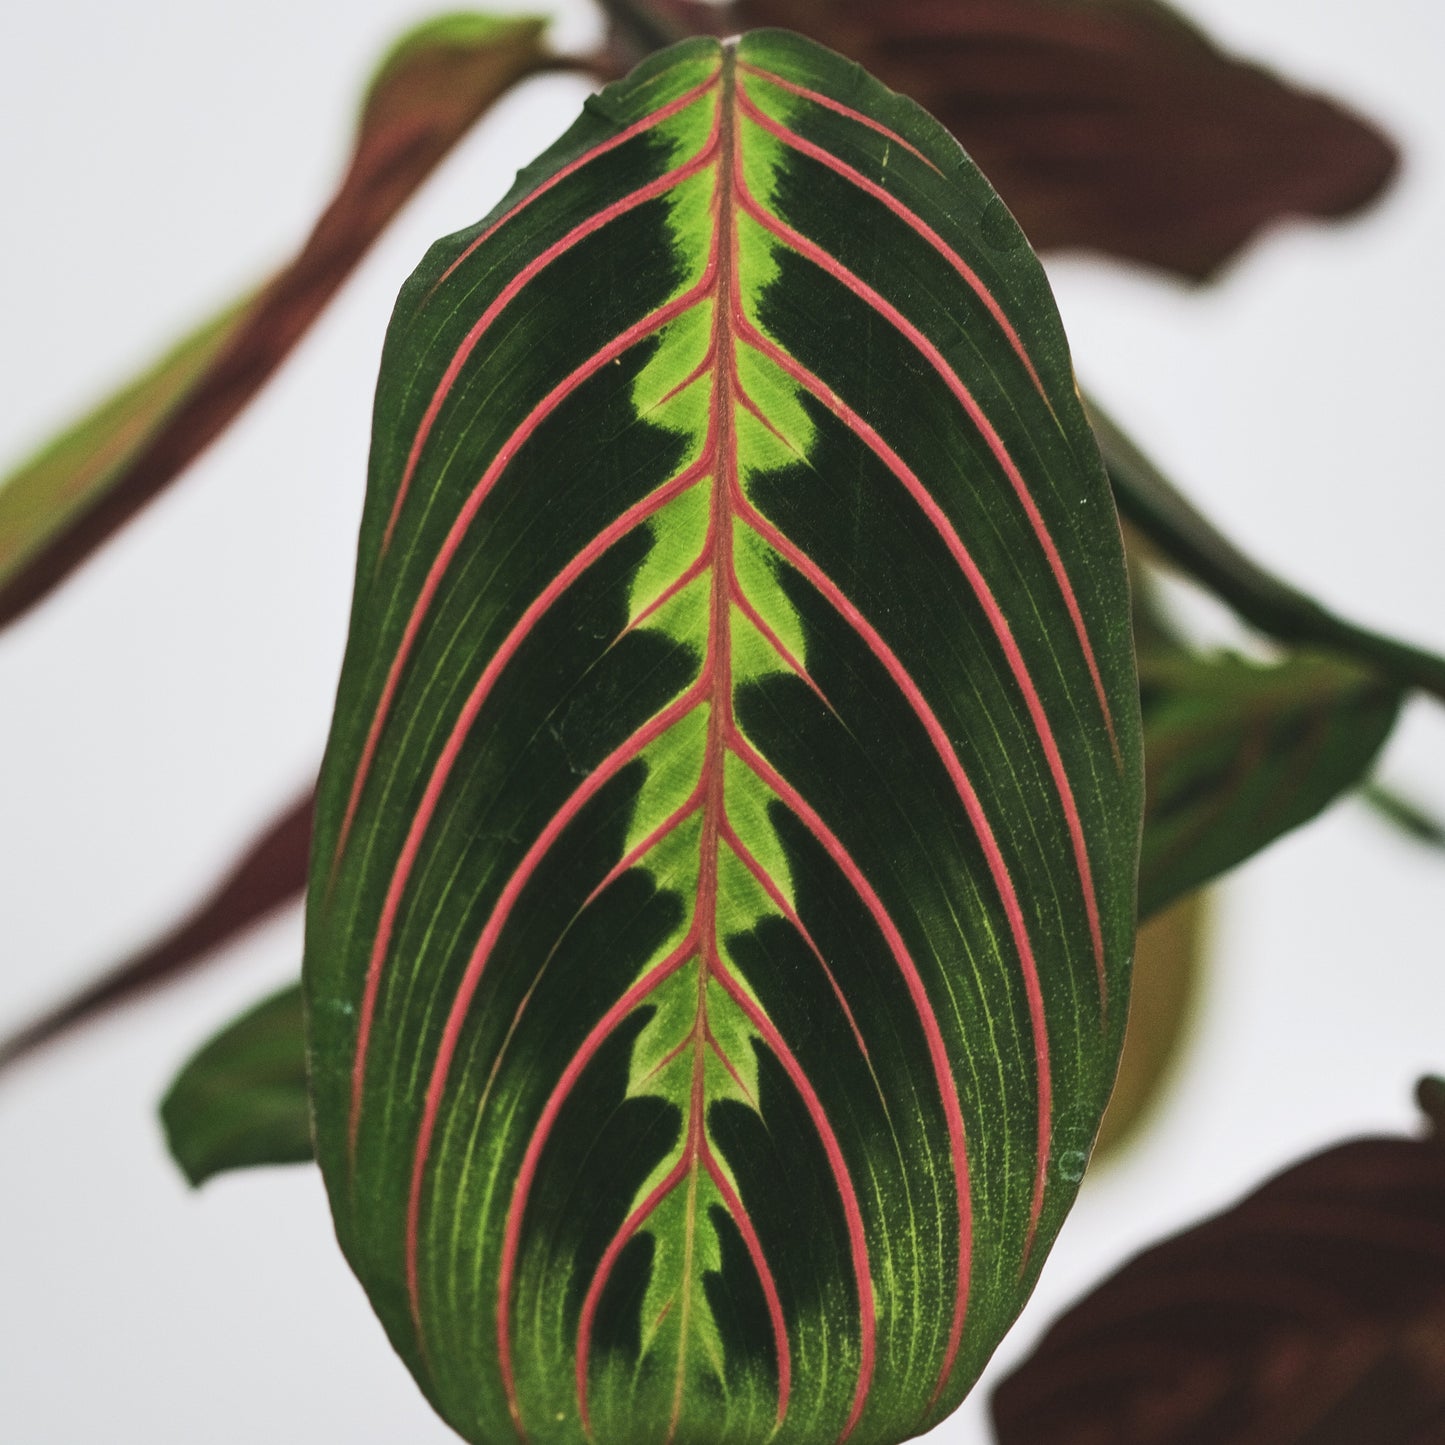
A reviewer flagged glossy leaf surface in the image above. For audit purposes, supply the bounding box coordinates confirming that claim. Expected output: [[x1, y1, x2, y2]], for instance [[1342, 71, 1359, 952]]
[[0, 791, 312, 1075], [994, 1095, 1445, 1443], [161, 985, 311, 1186], [617, 0, 1398, 279], [1138, 651, 1400, 918], [307, 31, 1141, 1444], [0, 13, 556, 630]]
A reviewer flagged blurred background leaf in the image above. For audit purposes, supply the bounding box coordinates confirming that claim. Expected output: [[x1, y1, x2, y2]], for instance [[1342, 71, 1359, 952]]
[[1138, 651, 1401, 918], [993, 1086, 1445, 1443], [1094, 398, 1445, 706], [1092, 891, 1205, 1161], [0, 791, 313, 1074], [1361, 781, 1445, 850], [160, 983, 310, 1186], [612, 0, 1398, 279], [0, 12, 562, 630]]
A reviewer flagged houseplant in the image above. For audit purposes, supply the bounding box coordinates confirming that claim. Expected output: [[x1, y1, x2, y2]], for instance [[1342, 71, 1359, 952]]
[[2, 2, 1445, 1445]]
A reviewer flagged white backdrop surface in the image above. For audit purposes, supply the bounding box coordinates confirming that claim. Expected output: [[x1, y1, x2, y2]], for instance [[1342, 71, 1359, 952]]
[[1, 2, 1441, 1441]]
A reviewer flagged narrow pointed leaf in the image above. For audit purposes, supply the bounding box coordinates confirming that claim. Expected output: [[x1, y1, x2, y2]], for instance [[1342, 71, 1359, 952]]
[[619, 0, 1398, 279], [1139, 651, 1400, 919], [0, 792, 313, 1075], [0, 13, 560, 629], [1092, 398, 1445, 707], [160, 984, 311, 1186], [993, 1093, 1445, 1444], [1092, 891, 1204, 1161], [307, 32, 1141, 1445], [1361, 781, 1445, 851]]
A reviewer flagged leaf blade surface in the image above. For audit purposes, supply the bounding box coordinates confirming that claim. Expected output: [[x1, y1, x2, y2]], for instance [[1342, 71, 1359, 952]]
[[307, 32, 1142, 1444], [160, 984, 311, 1186]]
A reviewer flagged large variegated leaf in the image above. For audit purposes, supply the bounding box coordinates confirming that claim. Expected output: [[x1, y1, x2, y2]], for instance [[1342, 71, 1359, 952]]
[[306, 31, 1141, 1445]]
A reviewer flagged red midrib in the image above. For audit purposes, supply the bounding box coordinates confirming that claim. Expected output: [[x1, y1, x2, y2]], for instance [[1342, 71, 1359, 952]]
[[663, 55, 741, 1438], [494, 58, 794, 1442], [365, 46, 1112, 1443]]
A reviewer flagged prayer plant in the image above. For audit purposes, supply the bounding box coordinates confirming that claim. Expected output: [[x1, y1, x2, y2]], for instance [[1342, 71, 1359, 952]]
[[3, 3, 1441, 1442]]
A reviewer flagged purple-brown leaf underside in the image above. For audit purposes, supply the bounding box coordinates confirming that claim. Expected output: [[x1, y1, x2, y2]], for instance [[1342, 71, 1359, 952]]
[[629, 0, 1399, 279], [993, 1104, 1445, 1444], [0, 791, 312, 1075], [0, 15, 559, 631]]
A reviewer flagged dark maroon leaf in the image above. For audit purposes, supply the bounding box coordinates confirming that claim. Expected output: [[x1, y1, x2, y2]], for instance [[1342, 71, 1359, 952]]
[[993, 1095, 1445, 1444], [627, 0, 1398, 279], [0, 792, 313, 1074], [0, 16, 562, 630]]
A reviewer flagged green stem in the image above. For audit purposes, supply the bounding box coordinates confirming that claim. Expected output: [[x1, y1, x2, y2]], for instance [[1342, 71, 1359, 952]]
[[1089, 395, 1445, 708], [1359, 781, 1445, 849]]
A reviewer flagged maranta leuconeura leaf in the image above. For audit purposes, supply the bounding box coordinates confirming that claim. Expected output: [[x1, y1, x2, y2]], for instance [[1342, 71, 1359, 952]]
[[636, 0, 1400, 281], [306, 31, 1142, 1445]]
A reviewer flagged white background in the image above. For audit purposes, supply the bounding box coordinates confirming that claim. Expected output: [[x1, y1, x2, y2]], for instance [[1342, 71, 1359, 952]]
[[1, 1, 1441, 1440]]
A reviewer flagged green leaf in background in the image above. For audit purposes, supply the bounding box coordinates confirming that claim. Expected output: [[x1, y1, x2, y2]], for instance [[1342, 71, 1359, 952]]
[[161, 985, 311, 1187], [1361, 780, 1445, 851], [307, 31, 1141, 1444], [611, 0, 1399, 279], [1139, 650, 1401, 918], [0, 12, 560, 630], [1092, 890, 1205, 1161], [1091, 397, 1445, 707], [1095, 533, 1404, 1160], [993, 1085, 1445, 1444]]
